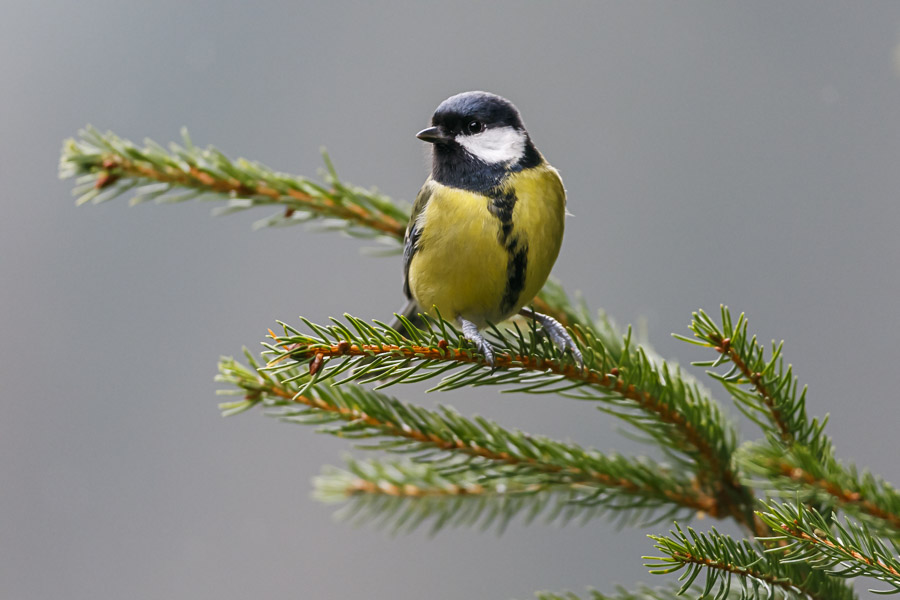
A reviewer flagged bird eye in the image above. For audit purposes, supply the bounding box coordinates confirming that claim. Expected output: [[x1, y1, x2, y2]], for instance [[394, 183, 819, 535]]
[[466, 120, 484, 134]]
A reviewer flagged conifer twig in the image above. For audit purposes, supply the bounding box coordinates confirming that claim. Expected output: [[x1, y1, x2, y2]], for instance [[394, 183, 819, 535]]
[[217, 353, 716, 526], [59, 126, 408, 240], [743, 444, 900, 537], [265, 314, 717, 461], [678, 307, 823, 448], [683, 307, 900, 540], [646, 524, 856, 600], [315, 457, 669, 534], [252, 312, 758, 530], [758, 501, 900, 595]]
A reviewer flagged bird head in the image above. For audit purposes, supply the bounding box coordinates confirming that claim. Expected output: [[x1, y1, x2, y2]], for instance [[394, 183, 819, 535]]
[[417, 91, 541, 190], [418, 91, 537, 165]]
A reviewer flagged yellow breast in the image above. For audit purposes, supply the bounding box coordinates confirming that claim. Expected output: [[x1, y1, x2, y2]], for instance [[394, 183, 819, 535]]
[[408, 164, 566, 327]]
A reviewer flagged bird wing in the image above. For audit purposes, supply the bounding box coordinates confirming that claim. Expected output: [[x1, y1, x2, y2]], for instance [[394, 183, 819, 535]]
[[402, 178, 436, 300]]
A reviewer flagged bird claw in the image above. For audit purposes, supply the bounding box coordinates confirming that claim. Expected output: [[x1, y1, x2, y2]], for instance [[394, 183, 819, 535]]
[[458, 317, 495, 366], [458, 310, 583, 370], [520, 308, 584, 369]]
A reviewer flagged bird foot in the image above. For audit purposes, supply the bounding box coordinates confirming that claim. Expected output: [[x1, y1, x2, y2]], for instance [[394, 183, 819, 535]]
[[519, 307, 584, 369], [458, 317, 495, 366]]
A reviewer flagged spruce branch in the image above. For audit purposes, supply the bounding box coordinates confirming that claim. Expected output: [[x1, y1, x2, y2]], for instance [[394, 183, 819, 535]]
[[59, 126, 408, 241], [314, 456, 669, 535], [217, 352, 715, 527], [678, 308, 822, 449], [682, 307, 900, 540], [646, 523, 856, 600], [758, 500, 900, 595], [249, 312, 759, 532], [743, 444, 900, 539]]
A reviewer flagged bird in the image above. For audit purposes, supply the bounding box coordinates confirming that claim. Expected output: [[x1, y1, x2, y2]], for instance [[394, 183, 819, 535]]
[[396, 91, 583, 367]]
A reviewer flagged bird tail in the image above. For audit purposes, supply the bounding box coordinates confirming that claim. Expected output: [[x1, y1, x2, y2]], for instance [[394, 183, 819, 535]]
[[388, 298, 426, 332]]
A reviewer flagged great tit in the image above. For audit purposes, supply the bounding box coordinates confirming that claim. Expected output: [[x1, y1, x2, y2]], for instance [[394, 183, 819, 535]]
[[398, 91, 582, 367]]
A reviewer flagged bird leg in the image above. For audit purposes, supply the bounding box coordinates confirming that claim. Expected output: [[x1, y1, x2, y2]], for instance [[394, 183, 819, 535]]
[[458, 317, 495, 366], [519, 307, 584, 368]]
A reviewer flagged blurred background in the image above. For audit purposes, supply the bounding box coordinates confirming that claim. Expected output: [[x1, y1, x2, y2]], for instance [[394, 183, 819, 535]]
[[3, 2, 900, 598]]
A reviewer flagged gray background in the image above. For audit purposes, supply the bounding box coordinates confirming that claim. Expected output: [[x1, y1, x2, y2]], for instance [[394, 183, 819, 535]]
[[2, 2, 899, 599]]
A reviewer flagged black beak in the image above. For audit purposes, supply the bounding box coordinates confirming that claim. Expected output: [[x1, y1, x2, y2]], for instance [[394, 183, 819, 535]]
[[416, 126, 450, 144]]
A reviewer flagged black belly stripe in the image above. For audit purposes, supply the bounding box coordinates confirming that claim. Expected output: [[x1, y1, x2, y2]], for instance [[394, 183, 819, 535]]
[[488, 188, 517, 246], [501, 239, 528, 314], [487, 186, 529, 314]]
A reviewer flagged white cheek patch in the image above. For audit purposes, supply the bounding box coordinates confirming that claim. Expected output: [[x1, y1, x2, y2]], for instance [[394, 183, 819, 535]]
[[456, 126, 527, 165]]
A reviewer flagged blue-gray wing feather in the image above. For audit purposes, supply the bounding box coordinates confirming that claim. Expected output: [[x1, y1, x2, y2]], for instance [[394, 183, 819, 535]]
[[402, 180, 435, 300]]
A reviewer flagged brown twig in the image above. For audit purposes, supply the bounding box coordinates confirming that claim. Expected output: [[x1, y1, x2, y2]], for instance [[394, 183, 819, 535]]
[[711, 333, 793, 444], [257, 376, 715, 513], [345, 479, 558, 498], [776, 462, 900, 531], [668, 551, 825, 600], [778, 523, 900, 577], [97, 155, 407, 239], [272, 339, 753, 521]]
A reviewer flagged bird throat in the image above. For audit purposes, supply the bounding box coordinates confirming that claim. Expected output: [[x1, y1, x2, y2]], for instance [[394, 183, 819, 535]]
[[431, 140, 542, 193]]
